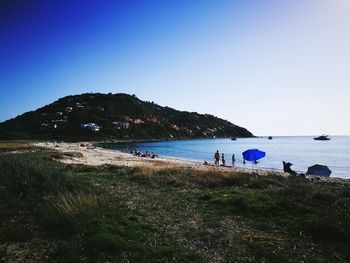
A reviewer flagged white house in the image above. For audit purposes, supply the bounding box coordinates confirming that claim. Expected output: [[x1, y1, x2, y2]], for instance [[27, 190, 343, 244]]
[[82, 123, 101, 132], [113, 122, 129, 130]]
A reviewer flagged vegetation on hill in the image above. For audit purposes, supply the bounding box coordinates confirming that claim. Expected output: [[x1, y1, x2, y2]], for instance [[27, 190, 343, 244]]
[[0, 146, 349, 262], [0, 93, 253, 141]]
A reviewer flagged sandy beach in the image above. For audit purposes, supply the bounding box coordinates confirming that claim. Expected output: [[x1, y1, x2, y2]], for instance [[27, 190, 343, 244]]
[[34, 142, 350, 184], [35, 142, 205, 168], [34, 142, 285, 176]]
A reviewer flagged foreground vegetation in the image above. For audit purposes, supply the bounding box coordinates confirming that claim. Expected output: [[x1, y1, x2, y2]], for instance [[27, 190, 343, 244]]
[[0, 149, 349, 262]]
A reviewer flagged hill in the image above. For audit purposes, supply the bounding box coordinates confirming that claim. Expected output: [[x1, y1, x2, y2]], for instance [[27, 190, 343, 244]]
[[0, 93, 253, 141]]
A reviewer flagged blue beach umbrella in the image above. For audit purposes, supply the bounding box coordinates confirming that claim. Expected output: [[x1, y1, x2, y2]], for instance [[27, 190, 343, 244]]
[[242, 149, 266, 162], [306, 164, 332, 177]]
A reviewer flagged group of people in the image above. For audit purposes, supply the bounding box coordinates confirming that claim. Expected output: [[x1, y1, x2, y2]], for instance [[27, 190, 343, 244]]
[[131, 150, 158, 159], [214, 150, 235, 167]]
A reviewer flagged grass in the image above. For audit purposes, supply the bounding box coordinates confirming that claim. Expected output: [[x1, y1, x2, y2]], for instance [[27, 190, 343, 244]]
[[130, 165, 285, 188], [0, 153, 71, 201], [0, 141, 37, 153], [0, 153, 202, 262], [204, 188, 350, 240], [47, 191, 107, 217], [49, 151, 84, 160], [0, 150, 349, 262]]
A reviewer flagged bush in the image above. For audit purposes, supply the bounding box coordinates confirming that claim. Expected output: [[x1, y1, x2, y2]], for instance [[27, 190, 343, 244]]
[[0, 153, 71, 199], [47, 191, 112, 218]]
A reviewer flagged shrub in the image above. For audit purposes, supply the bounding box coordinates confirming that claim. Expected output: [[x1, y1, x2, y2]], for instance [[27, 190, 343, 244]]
[[47, 191, 105, 217], [0, 153, 71, 199]]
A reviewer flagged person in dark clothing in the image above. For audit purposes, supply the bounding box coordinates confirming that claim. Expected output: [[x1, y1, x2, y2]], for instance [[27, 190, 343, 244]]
[[282, 161, 297, 176], [232, 154, 235, 167], [214, 150, 220, 166], [221, 153, 225, 166]]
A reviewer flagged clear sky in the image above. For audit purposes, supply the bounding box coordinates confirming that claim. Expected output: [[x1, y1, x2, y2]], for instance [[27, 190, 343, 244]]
[[1, 0, 349, 135]]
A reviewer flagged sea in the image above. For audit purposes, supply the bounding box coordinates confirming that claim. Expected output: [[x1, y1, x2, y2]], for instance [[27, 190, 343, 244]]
[[100, 136, 350, 179]]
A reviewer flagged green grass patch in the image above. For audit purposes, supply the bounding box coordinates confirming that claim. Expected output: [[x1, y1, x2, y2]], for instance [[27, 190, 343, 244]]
[[1, 152, 349, 262], [0, 153, 73, 200], [0, 153, 201, 262], [205, 189, 292, 217], [203, 185, 350, 243]]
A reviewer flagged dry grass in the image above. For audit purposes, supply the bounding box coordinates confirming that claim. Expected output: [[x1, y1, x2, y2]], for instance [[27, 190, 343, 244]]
[[47, 191, 111, 217], [130, 165, 254, 188], [49, 151, 84, 160], [0, 142, 37, 153]]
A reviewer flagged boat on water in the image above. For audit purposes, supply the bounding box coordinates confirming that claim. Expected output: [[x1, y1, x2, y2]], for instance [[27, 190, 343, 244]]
[[231, 137, 237, 141], [314, 135, 330, 141], [268, 136, 273, 140]]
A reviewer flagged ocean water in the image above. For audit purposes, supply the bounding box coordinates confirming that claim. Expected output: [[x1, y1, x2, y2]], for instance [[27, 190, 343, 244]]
[[101, 136, 350, 179]]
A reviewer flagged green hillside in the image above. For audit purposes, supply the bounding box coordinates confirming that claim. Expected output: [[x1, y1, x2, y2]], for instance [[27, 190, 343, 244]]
[[0, 93, 253, 141]]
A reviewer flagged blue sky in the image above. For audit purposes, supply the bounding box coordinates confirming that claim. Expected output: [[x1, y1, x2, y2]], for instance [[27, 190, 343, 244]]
[[1, 0, 349, 135]]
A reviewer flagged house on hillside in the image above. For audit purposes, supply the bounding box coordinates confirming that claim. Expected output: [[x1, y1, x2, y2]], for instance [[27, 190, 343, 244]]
[[170, 124, 180, 131], [81, 123, 101, 132], [206, 128, 216, 133], [113, 122, 129, 130], [66, 107, 73, 112], [133, 119, 144, 125], [76, 102, 85, 108]]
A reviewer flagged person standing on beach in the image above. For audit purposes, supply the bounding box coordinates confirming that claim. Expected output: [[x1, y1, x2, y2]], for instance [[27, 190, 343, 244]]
[[232, 154, 235, 167], [214, 150, 220, 166], [222, 153, 226, 166]]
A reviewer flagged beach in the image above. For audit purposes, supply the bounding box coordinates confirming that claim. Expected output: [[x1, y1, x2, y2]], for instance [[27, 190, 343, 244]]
[[35, 142, 203, 169], [33, 141, 350, 185], [102, 137, 350, 179], [34, 142, 286, 176]]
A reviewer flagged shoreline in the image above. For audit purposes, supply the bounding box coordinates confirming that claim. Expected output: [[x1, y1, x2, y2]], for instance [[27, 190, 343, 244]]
[[97, 139, 350, 180], [33, 141, 350, 183], [34, 141, 284, 176]]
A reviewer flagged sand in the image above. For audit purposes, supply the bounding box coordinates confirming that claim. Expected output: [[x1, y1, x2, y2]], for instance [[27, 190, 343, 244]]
[[35, 142, 204, 168], [34, 142, 287, 176]]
